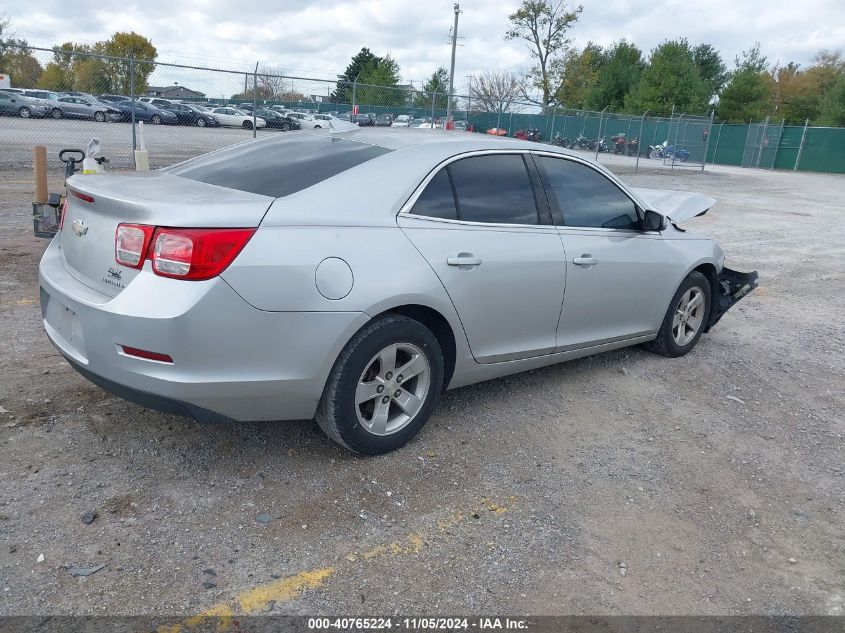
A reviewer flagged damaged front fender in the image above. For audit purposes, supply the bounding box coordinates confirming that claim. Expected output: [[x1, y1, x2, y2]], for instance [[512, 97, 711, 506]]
[[705, 267, 759, 332]]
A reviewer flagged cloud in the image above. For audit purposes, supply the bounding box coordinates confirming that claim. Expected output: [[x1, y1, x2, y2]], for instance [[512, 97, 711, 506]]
[[6, 0, 844, 97]]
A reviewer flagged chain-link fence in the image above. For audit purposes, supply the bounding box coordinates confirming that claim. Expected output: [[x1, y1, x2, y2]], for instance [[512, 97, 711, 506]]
[[3, 43, 845, 174]]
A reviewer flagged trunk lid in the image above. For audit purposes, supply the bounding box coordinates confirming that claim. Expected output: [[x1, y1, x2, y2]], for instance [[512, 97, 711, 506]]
[[59, 171, 273, 297]]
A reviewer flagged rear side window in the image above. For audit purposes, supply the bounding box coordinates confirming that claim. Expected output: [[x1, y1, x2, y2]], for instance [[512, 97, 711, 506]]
[[449, 154, 539, 225], [411, 169, 457, 220], [167, 134, 392, 198], [536, 156, 639, 230]]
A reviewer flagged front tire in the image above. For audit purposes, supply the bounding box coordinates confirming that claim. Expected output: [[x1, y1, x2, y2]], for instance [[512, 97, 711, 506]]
[[316, 314, 444, 454], [645, 271, 710, 358], [51, 108, 63, 119], [242, 120, 253, 130], [94, 111, 106, 122], [151, 114, 162, 125], [196, 117, 207, 127]]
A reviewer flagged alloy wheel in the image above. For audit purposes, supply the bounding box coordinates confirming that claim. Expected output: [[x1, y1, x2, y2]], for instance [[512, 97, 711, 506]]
[[355, 342, 431, 436], [19, 107, 30, 118], [672, 286, 705, 346]]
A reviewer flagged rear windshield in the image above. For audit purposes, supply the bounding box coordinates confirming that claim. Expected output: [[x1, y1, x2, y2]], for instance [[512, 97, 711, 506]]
[[167, 134, 391, 198]]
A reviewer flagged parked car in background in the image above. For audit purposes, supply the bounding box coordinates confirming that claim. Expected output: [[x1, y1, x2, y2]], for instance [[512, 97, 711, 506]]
[[285, 112, 326, 129], [253, 108, 301, 131], [112, 100, 178, 125], [21, 90, 63, 118], [55, 96, 122, 122], [208, 107, 267, 129], [335, 112, 351, 121], [312, 113, 334, 123], [391, 114, 413, 127], [375, 114, 394, 127], [160, 102, 220, 127], [0, 91, 50, 118], [97, 94, 129, 103], [354, 112, 376, 126], [0, 91, 48, 118]]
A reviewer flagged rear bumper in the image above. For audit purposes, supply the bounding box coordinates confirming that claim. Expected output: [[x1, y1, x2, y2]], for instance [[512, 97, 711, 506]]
[[39, 237, 368, 421]]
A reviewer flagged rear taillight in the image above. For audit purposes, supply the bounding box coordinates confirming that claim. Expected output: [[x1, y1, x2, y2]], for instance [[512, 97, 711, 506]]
[[69, 189, 94, 203], [115, 224, 154, 268], [114, 224, 255, 281]]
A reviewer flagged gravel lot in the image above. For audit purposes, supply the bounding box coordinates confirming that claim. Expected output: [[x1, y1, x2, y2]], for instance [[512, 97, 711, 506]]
[[0, 142, 843, 619]]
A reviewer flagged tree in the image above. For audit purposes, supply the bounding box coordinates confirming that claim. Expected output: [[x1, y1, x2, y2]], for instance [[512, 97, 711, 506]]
[[716, 44, 773, 122], [624, 39, 710, 115], [331, 47, 381, 103], [552, 42, 604, 109], [586, 41, 643, 110], [693, 43, 728, 101], [505, 0, 583, 110], [467, 70, 522, 116], [415, 66, 450, 109], [100, 32, 157, 94], [818, 74, 845, 125], [356, 55, 404, 108], [0, 15, 43, 87]]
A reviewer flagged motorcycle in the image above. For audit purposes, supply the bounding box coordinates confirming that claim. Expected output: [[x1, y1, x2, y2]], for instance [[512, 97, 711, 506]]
[[551, 133, 570, 147], [568, 134, 591, 150], [610, 133, 627, 154], [648, 140, 690, 162], [595, 137, 610, 153], [626, 136, 639, 156], [515, 128, 543, 142]]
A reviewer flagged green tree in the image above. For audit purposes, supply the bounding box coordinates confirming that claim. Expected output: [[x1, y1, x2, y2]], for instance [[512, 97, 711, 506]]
[[331, 47, 381, 103], [356, 55, 404, 108], [101, 32, 157, 94], [415, 66, 450, 109], [0, 15, 42, 87], [693, 43, 728, 100], [37, 62, 72, 90], [716, 44, 773, 122], [818, 74, 845, 125], [587, 41, 643, 110], [552, 42, 604, 109], [73, 57, 112, 94], [624, 39, 710, 115], [505, 0, 583, 110]]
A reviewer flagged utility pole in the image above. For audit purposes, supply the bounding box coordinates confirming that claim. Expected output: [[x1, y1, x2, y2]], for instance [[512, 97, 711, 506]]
[[445, 3, 460, 126]]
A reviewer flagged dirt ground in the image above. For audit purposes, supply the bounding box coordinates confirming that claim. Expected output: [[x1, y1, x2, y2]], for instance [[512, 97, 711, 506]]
[[0, 150, 842, 619]]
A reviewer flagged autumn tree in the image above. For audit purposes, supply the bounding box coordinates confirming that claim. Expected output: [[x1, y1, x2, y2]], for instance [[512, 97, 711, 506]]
[[552, 43, 604, 109], [0, 16, 43, 87], [505, 0, 583, 111]]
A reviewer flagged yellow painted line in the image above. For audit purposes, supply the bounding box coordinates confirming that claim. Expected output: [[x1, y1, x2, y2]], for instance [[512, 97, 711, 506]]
[[160, 497, 513, 631]]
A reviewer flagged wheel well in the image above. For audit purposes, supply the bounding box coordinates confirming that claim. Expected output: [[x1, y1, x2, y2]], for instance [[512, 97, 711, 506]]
[[692, 263, 719, 325], [379, 305, 457, 388]]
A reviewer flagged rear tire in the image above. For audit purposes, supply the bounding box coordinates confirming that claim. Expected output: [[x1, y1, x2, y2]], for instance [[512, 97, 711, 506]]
[[19, 107, 31, 119], [242, 120, 253, 130], [94, 111, 105, 122], [196, 117, 206, 127], [281, 122, 291, 131], [151, 114, 162, 125], [51, 108, 63, 119], [316, 314, 444, 454], [649, 149, 660, 159], [645, 271, 710, 358]]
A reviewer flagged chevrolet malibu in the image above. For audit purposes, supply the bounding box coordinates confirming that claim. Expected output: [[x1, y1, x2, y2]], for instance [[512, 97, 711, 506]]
[[39, 130, 757, 454]]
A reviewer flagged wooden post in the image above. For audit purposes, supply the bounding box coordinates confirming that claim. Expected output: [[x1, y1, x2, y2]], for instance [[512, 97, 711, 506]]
[[34, 146, 48, 204]]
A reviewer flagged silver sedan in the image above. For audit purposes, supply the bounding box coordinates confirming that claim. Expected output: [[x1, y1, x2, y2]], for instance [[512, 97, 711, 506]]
[[39, 130, 757, 454]]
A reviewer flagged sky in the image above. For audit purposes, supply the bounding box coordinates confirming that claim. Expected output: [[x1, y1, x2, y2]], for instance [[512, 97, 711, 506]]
[[5, 0, 845, 98]]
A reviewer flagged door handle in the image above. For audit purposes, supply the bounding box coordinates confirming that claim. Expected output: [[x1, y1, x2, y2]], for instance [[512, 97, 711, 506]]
[[573, 255, 598, 266], [447, 254, 482, 266]]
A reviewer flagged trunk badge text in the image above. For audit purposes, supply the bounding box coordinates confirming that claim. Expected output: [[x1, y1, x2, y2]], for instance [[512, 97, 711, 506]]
[[71, 219, 88, 237]]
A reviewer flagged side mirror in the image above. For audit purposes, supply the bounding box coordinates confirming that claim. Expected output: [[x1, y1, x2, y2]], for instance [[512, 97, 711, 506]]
[[642, 209, 666, 232]]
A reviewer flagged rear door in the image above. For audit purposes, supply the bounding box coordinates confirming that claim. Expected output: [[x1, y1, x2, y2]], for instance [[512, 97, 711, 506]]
[[398, 153, 566, 363], [533, 153, 671, 350]]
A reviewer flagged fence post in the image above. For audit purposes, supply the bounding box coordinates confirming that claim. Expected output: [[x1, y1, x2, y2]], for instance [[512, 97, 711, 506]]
[[550, 106, 557, 140], [352, 78, 358, 114], [671, 112, 683, 171], [755, 116, 769, 168], [712, 122, 724, 164], [595, 106, 608, 161], [701, 110, 714, 172], [252, 63, 258, 138], [635, 110, 648, 173], [431, 91, 436, 126], [130, 55, 137, 153], [794, 119, 809, 171], [508, 111, 514, 136]]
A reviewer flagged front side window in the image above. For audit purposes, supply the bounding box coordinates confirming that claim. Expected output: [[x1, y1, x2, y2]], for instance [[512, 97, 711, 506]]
[[536, 156, 640, 230]]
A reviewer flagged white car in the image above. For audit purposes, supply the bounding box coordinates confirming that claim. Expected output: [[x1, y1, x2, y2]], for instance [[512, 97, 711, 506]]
[[285, 112, 326, 129], [210, 107, 267, 129], [391, 115, 413, 127]]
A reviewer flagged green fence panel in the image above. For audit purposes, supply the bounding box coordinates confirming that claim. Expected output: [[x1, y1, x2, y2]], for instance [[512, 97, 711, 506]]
[[797, 127, 845, 174]]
